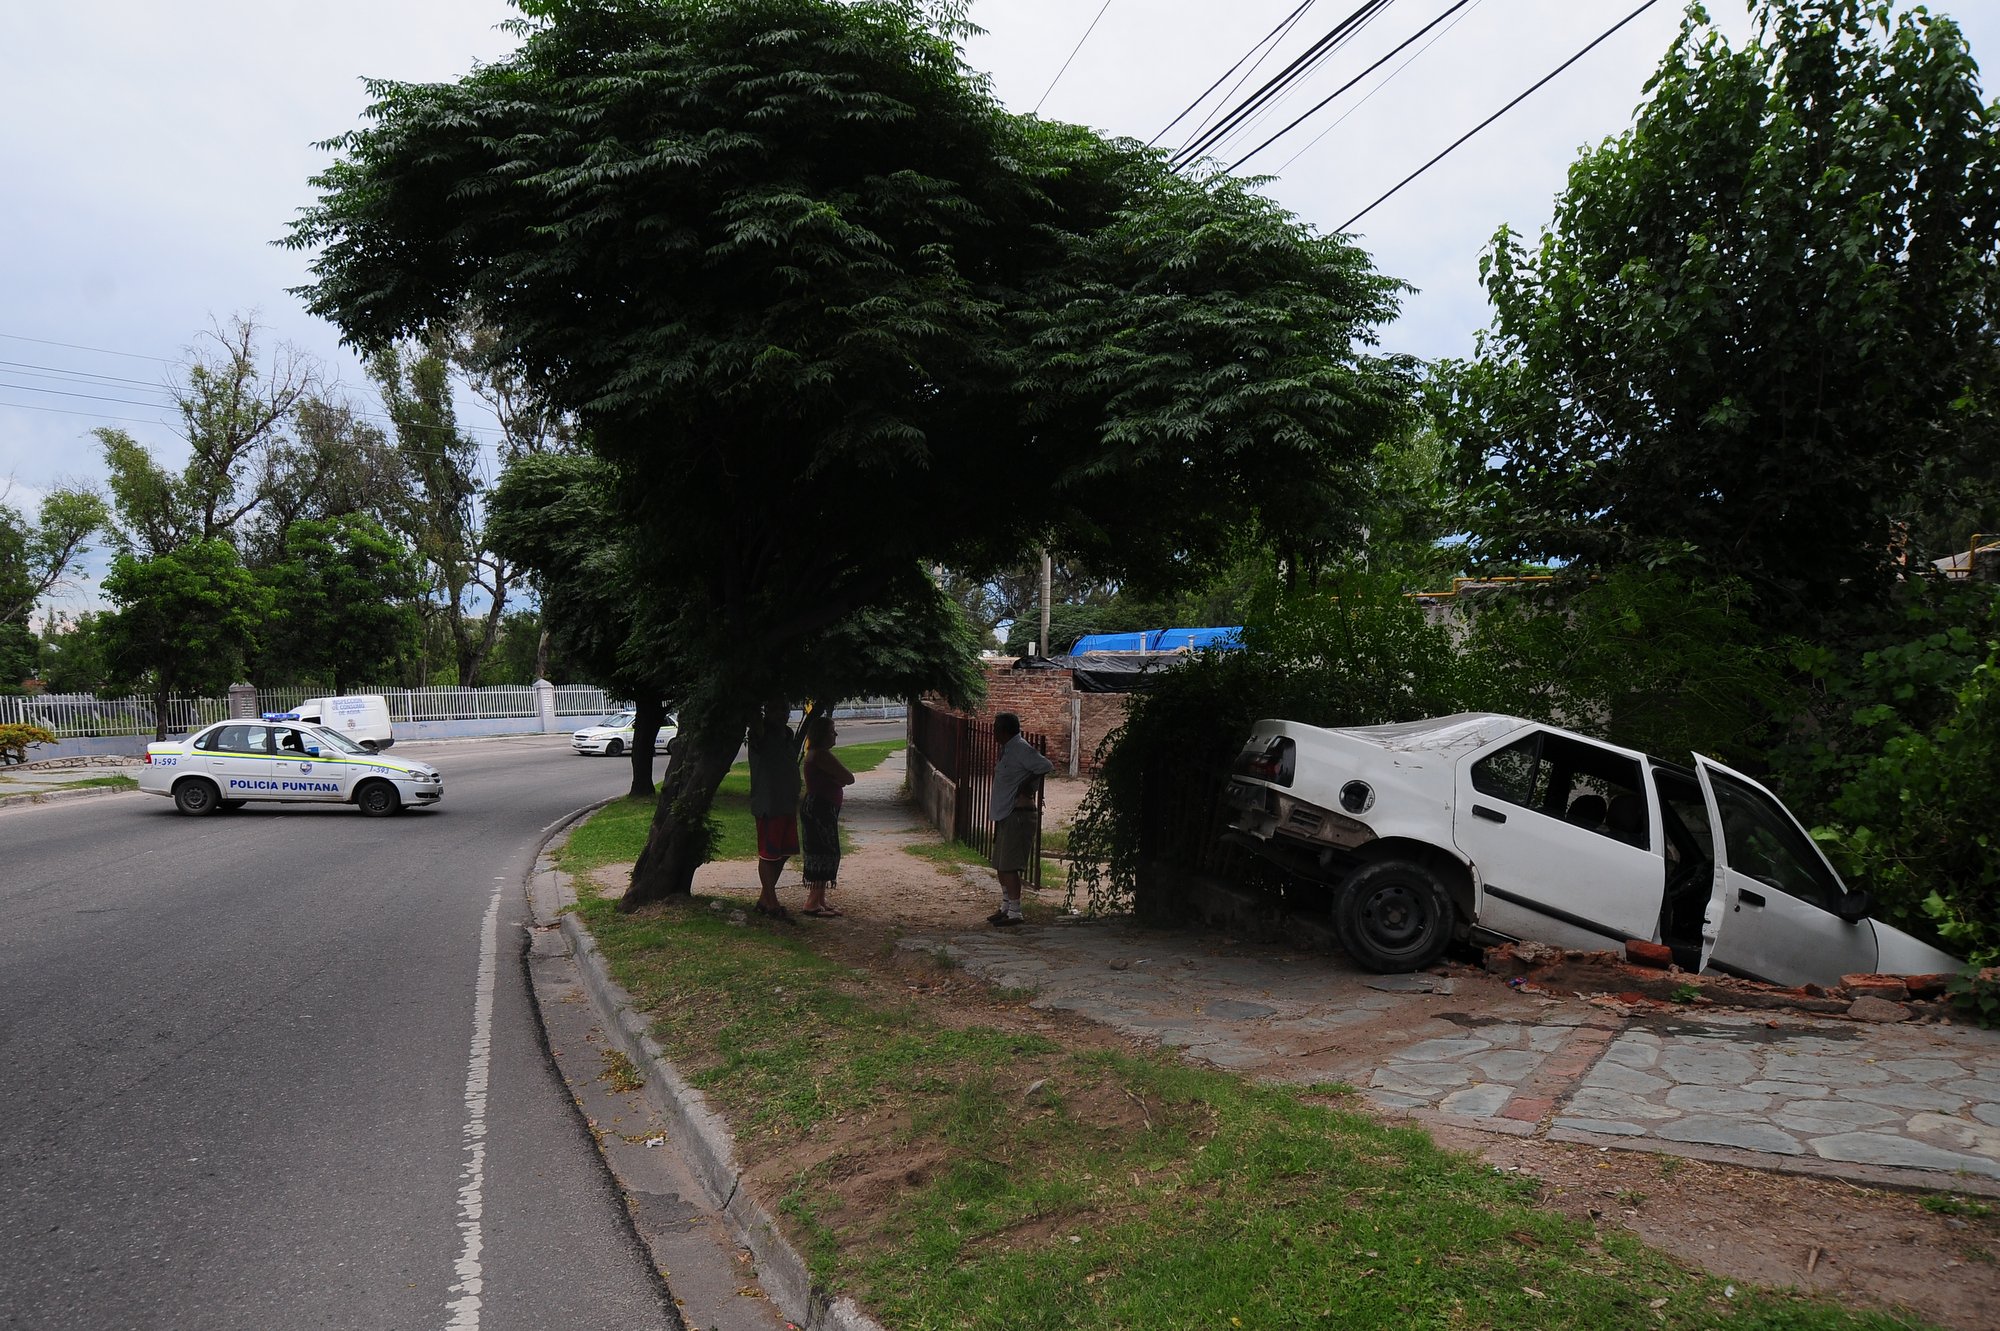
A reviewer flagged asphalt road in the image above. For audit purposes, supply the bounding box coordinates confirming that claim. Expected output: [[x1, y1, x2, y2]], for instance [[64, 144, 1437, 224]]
[[0, 735, 682, 1331]]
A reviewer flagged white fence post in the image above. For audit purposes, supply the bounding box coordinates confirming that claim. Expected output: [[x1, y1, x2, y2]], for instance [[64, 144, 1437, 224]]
[[533, 679, 558, 733]]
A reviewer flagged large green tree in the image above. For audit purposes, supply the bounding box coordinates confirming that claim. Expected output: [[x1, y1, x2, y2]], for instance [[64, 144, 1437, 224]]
[[1446, 0, 2000, 627], [101, 541, 272, 738], [258, 514, 424, 693], [292, 0, 1409, 905]]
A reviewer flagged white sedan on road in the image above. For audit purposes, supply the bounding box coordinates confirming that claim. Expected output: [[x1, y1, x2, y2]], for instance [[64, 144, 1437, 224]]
[[570, 711, 676, 757], [140, 719, 443, 816], [1226, 712, 1961, 988]]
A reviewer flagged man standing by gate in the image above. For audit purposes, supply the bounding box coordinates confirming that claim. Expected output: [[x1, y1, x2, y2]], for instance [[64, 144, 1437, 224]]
[[988, 712, 1052, 927]]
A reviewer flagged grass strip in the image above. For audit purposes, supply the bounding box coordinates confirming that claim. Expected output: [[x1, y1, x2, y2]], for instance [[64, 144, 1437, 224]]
[[561, 811, 1923, 1330], [563, 740, 906, 868]]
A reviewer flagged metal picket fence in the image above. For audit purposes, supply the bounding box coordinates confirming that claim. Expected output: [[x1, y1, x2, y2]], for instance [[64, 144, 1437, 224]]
[[1, 691, 230, 740], [255, 684, 613, 722], [5, 684, 616, 739], [908, 700, 1048, 888]]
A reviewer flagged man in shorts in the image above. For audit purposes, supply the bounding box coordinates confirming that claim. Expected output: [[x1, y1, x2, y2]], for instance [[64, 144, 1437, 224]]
[[747, 700, 801, 919], [987, 712, 1053, 927]]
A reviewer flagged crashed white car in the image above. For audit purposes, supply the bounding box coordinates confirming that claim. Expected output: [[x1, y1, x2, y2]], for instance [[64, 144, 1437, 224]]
[[570, 711, 677, 757], [140, 719, 443, 817], [1226, 713, 1960, 988]]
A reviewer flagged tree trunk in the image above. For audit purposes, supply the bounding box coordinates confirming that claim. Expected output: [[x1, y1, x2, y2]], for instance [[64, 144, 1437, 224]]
[[623, 714, 740, 909], [627, 696, 664, 799]]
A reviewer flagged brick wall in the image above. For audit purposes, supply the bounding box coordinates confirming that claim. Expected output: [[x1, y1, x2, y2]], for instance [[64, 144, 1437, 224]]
[[924, 662, 1130, 774]]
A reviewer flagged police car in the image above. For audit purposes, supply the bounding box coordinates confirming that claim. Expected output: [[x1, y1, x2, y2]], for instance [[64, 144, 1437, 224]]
[[139, 718, 444, 816], [570, 710, 677, 757]]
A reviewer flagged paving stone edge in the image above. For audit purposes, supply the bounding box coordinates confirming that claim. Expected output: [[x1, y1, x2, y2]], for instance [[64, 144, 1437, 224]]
[[1543, 1121, 2000, 1198], [543, 831, 887, 1331]]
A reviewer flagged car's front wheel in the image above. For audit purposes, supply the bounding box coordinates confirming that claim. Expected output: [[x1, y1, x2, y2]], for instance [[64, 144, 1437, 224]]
[[218, 799, 247, 812], [1336, 858, 1455, 972], [605, 738, 624, 758], [173, 778, 221, 817], [355, 780, 400, 818]]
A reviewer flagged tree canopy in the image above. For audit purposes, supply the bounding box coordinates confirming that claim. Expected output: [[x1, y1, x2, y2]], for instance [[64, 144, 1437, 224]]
[[291, 0, 1412, 902], [1445, 0, 2000, 627]]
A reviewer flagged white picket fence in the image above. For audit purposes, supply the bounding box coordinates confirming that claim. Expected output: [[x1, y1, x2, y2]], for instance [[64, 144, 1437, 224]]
[[2, 684, 613, 740], [254, 684, 613, 723], [4, 687, 904, 740]]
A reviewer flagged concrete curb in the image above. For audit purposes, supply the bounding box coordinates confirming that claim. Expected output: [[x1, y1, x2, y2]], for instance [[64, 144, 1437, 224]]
[[542, 827, 888, 1331], [0, 784, 142, 810]]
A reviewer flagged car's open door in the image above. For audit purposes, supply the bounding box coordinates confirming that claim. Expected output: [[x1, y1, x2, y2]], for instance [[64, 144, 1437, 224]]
[[1692, 755, 1877, 987]]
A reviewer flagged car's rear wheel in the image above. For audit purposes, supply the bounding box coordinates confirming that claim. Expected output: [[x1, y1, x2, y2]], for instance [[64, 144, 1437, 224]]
[[1336, 858, 1455, 972], [605, 738, 624, 757], [173, 778, 221, 817], [355, 780, 400, 818]]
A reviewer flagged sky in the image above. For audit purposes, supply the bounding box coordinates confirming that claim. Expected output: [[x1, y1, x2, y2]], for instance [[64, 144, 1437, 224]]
[[3, 0, 1995, 617]]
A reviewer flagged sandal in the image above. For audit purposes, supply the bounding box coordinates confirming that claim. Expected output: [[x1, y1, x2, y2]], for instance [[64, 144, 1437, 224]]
[[754, 902, 792, 921], [801, 906, 846, 918]]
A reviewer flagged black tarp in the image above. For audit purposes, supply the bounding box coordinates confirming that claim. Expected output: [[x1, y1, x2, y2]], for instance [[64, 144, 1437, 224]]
[[1055, 651, 1193, 693]]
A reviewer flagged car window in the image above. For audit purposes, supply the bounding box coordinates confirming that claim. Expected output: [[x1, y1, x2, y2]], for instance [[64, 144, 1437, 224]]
[[1471, 730, 1649, 847], [1470, 735, 1541, 806], [1707, 770, 1845, 913], [305, 725, 367, 755], [201, 724, 270, 754]]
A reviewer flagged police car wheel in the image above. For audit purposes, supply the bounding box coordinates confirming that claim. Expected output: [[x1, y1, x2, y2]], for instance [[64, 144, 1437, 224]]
[[605, 738, 624, 757], [355, 780, 400, 818], [218, 800, 247, 811], [173, 778, 221, 816]]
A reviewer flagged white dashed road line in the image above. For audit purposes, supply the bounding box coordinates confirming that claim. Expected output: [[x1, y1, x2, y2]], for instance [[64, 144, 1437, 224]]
[[444, 882, 504, 1329]]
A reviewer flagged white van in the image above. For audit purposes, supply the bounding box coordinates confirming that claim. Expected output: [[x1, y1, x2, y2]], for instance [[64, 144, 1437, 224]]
[[275, 695, 396, 751]]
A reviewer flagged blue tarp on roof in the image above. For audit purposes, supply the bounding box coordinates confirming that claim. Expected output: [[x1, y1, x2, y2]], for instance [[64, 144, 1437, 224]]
[[1069, 627, 1243, 654]]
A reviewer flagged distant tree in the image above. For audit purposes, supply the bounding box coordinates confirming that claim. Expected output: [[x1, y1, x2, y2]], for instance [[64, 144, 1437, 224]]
[[369, 341, 511, 687], [0, 485, 108, 689], [96, 317, 315, 558], [294, 0, 1409, 905], [36, 612, 113, 695], [246, 396, 411, 565], [1445, 0, 2000, 629], [258, 514, 423, 693], [101, 541, 272, 738]]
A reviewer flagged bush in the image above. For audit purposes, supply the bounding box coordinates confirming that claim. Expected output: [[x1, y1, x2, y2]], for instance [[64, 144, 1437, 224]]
[[0, 723, 58, 766], [1816, 647, 2000, 974]]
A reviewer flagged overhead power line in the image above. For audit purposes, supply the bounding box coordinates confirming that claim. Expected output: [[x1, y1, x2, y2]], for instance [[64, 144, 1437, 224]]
[[1033, 0, 1114, 115], [1273, 0, 1488, 173], [1151, 0, 1318, 147], [1338, 0, 1663, 231], [1172, 0, 1393, 172], [1228, 0, 1481, 172]]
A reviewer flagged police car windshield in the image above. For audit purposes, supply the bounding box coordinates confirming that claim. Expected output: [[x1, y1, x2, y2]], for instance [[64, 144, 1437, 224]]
[[602, 713, 634, 727], [305, 725, 368, 756]]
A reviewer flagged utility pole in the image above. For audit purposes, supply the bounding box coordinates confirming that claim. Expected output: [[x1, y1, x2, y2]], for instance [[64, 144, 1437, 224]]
[[1039, 549, 1052, 658]]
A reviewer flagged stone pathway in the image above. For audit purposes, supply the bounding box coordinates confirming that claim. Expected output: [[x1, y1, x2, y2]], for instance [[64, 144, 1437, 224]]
[[905, 918, 2000, 1188]]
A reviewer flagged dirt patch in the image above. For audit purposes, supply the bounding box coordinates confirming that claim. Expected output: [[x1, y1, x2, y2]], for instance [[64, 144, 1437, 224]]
[[1424, 1123, 2000, 1329]]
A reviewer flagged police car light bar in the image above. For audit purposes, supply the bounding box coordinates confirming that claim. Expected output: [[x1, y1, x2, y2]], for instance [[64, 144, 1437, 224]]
[[261, 711, 304, 721]]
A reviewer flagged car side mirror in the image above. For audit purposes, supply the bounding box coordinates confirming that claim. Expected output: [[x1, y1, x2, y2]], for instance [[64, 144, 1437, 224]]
[[360, 739, 379, 752], [1837, 890, 1873, 924]]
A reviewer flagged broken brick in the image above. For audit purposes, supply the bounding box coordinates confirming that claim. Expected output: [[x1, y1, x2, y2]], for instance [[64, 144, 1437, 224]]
[[1625, 939, 1673, 969], [1840, 973, 1911, 1002]]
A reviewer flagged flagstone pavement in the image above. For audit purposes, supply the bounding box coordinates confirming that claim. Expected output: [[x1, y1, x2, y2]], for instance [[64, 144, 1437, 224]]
[[903, 917, 2000, 1190]]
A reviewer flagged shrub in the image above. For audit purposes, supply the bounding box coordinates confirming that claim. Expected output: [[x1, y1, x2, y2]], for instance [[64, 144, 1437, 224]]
[[0, 723, 58, 766], [1816, 647, 2000, 974]]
